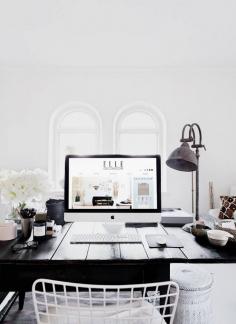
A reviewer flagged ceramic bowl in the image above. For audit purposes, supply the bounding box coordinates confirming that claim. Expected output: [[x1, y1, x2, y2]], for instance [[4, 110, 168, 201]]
[[207, 229, 233, 246], [0, 221, 17, 241], [102, 222, 124, 235]]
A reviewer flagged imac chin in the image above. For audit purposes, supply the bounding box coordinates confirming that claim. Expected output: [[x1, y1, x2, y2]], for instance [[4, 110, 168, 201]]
[[64, 211, 161, 224]]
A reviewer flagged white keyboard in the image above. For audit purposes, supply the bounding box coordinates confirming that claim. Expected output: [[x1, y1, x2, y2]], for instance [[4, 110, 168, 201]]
[[70, 233, 142, 244]]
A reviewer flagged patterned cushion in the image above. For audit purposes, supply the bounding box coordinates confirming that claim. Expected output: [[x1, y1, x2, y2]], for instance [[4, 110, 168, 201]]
[[219, 196, 236, 219]]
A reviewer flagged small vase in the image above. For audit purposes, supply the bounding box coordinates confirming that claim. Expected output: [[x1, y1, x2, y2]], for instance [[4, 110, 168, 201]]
[[21, 217, 34, 241]]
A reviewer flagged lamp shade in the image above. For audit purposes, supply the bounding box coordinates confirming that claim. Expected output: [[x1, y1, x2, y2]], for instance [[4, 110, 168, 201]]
[[166, 142, 198, 172]]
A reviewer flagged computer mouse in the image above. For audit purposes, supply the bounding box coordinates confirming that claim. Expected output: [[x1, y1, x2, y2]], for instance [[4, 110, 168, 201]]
[[156, 236, 167, 246]]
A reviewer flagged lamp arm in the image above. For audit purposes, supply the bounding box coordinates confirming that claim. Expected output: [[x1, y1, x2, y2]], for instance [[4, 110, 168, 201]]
[[180, 124, 193, 142], [189, 123, 206, 221], [191, 123, 206, 150]]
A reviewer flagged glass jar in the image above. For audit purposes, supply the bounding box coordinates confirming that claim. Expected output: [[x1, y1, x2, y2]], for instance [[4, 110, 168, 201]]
[[33, 221, 46, 241]]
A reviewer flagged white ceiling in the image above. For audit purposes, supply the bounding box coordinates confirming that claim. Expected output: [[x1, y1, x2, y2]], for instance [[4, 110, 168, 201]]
[[0, 0, 236, 68]]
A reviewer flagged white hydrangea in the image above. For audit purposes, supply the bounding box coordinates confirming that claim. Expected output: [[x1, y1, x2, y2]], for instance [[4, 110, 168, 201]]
[[0, 169, 51, 205]]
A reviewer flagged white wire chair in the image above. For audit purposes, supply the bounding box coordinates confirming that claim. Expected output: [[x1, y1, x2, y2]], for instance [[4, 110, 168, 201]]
[[32, 279, 179, 324]]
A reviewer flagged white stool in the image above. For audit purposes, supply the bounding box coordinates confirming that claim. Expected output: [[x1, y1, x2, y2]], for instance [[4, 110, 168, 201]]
[[171, 264, 214, 324]]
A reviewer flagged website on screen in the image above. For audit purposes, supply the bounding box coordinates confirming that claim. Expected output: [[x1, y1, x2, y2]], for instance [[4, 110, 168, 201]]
[[68, 158, 158, 210]]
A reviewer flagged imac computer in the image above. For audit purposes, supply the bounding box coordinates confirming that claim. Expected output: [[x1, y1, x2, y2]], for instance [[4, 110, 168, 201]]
[[64, 154, 161, 224]]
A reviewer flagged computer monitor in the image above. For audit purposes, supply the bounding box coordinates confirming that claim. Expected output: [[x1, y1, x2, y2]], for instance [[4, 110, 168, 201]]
[[64, 155, 161, 223]]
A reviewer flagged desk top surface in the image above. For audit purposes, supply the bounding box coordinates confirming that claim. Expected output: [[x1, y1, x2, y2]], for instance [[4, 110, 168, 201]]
[[1, 222, 236, 264]]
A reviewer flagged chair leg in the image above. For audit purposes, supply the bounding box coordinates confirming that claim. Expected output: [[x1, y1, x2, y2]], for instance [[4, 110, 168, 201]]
[[18, 291, 25, 310]]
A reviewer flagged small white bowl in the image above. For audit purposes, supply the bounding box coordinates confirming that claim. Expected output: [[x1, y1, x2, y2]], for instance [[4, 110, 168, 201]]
[[102, 222, 124, 235], [207, 229, 233, 246]]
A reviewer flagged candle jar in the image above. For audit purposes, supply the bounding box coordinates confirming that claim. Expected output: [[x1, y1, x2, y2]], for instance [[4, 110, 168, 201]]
[[33, 221, 46, 241], [46, 220, 55, 237]]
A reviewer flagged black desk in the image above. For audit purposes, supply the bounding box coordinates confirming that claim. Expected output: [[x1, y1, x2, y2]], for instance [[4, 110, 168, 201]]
[[1, 222, 236, 311]]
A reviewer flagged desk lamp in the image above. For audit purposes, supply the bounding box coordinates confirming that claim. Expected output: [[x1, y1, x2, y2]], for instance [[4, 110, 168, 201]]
[[166, 123, 206, 221]]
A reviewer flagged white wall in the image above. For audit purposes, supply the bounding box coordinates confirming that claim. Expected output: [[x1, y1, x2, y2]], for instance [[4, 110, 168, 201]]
[[204, 263, 236, 324], [0, 67, 236, 214]]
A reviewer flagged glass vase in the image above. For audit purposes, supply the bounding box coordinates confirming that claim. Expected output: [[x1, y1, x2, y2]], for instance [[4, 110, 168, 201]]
[[21, 217, 34, 241]]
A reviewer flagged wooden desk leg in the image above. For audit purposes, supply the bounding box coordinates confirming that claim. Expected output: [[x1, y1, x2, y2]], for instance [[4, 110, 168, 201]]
[[143, 263, 170, 283], [18, 291, 25, 310]]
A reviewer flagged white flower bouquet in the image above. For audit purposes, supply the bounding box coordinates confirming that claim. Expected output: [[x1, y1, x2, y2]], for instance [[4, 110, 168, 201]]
[[0, 169, 51, 218]]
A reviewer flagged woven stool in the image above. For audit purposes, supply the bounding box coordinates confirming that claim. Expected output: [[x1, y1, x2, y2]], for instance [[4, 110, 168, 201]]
[[170, 264, 214, 324]]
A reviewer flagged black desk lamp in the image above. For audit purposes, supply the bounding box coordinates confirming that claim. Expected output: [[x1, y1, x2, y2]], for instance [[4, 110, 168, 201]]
[[166, 123, 206, 221]]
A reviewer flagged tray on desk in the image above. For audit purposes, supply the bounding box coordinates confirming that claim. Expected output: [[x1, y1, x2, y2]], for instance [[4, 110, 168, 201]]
[[192, 223, 236, 249]]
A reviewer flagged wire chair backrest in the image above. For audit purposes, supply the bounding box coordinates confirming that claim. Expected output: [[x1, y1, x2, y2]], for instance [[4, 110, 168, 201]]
[[32, 279, 179, 324]]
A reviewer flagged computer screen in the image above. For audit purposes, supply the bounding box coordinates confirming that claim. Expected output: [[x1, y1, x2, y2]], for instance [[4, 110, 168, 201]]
[[64, 155, 161, 223]]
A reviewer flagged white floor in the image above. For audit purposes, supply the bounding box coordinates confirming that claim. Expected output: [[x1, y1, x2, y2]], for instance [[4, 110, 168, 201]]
[[172, 263, 236, 324]]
